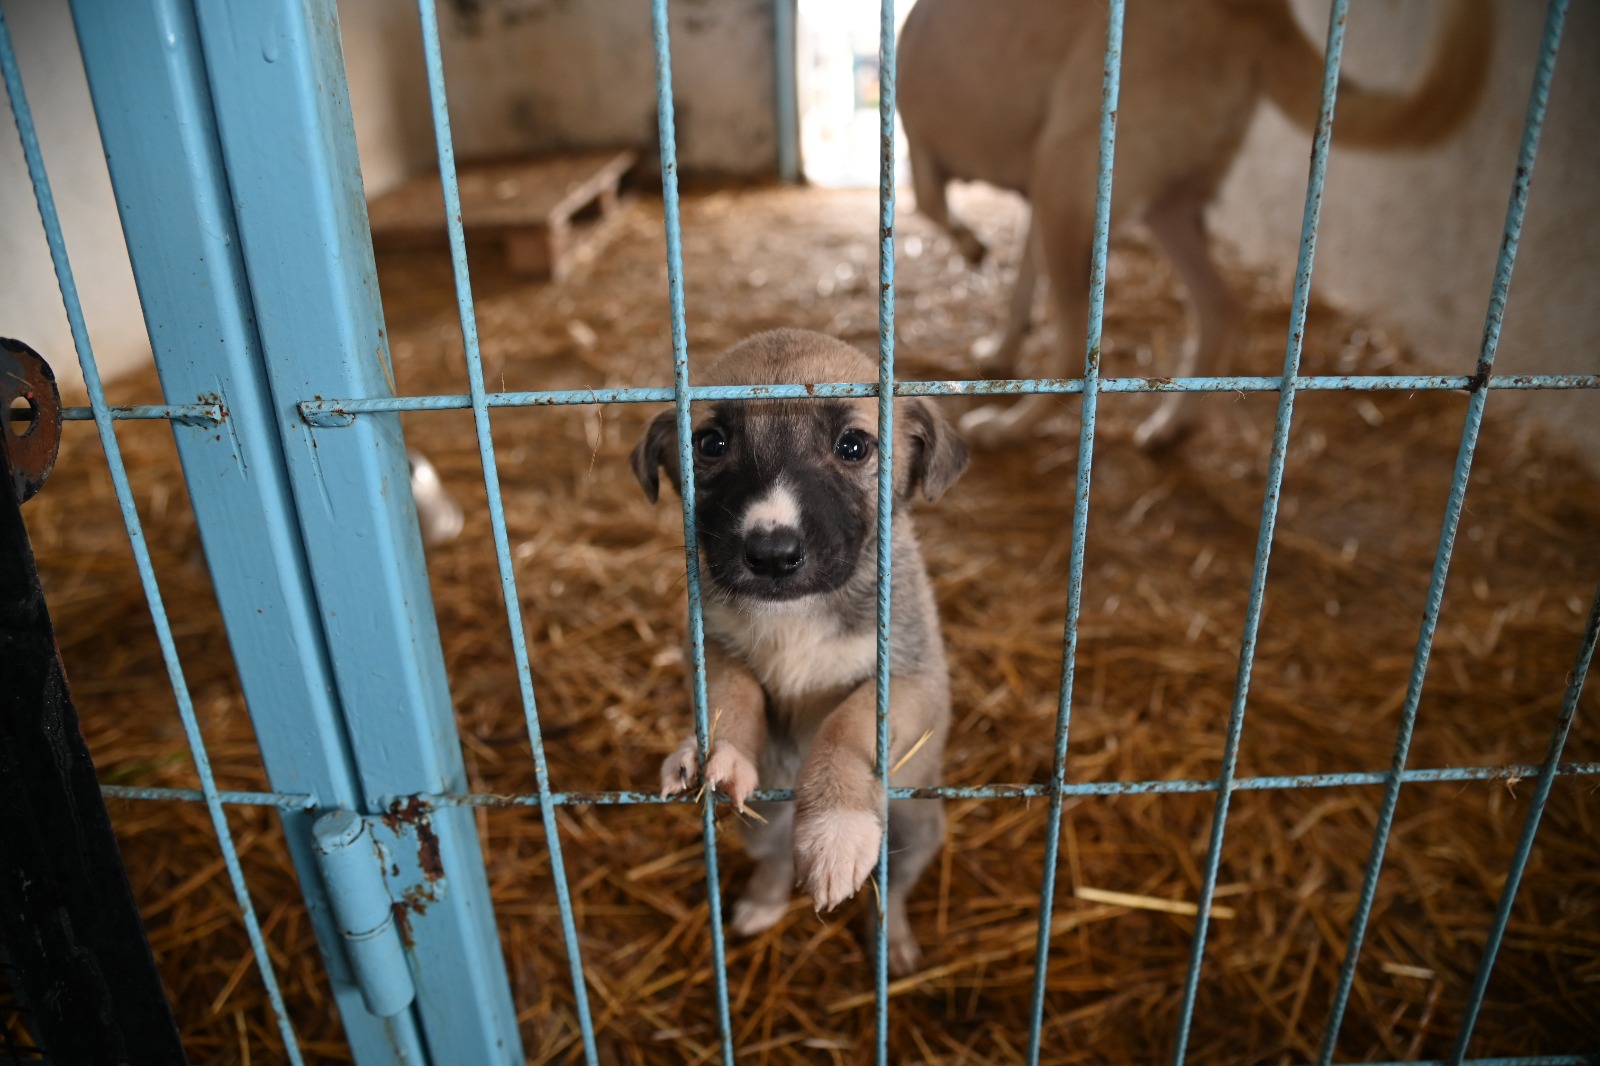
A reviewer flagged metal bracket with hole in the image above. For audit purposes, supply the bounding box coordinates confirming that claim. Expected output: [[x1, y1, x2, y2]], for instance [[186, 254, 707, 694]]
[[0, 338, 63, 505]]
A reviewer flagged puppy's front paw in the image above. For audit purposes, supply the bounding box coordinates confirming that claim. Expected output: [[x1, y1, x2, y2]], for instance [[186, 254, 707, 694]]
[[704, 743, 759, 811], [659, 739, 759, 809], [659, 737, 700, 798], [793, 808, 882, 913]]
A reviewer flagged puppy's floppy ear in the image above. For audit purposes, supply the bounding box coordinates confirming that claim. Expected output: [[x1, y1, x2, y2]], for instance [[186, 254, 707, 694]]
[[631, 410, 682, 503], [905, 398, 970, 502]]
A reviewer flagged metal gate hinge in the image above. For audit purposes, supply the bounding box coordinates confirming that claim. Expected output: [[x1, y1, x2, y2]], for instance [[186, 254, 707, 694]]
[[313, 798, 452, 1019]]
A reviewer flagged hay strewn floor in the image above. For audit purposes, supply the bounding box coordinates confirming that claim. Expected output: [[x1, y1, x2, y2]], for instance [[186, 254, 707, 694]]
[[18, 183, 1599, 1063]]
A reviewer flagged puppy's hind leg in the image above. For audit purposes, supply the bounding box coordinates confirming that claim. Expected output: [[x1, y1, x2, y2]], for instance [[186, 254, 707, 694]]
[[1134, 181, 1241, 451], [866, 797, 944, 977], [730, 799, 795, 937]]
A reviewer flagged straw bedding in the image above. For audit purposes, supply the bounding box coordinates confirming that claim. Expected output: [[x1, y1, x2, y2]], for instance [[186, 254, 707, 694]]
[[15, 183, 1598, 1063]]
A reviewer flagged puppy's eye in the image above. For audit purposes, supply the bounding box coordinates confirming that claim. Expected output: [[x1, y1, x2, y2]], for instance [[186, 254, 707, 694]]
[[834, 428, 874, 462], [693, 428, 728, 459]]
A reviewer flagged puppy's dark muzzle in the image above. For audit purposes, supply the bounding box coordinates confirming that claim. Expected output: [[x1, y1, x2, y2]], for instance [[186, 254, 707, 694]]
[[743, 527, 806, 579]]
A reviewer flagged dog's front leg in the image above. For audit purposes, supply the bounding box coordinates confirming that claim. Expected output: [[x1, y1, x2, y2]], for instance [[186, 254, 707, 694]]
[[658, 640, 765, 811], [792, 676, 941, 912]]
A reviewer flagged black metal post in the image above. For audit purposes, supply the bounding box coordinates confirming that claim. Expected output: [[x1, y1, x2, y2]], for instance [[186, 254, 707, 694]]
[[0, 339, 187, 1065]]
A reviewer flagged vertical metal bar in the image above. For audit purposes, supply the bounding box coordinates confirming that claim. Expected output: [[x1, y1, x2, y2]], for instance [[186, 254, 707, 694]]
[[1448, 583, 1598, 1063], [1318, 2, 1568, 1057], [180, 0, 521, 1058], [774, 0, 799, 183], [648, 3, 737, 1062], [67, 3, 429, 1057], [1025, 2, 1122, 1061], [872, 0, 897, 1059], [411, 4, 599, 1061], [0, 7, 306, 1060], [1171, 3, 1349, 1063]]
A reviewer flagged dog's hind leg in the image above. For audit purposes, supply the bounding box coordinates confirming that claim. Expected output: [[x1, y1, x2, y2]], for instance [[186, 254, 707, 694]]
[[1134, 180, 1241, 451], [972, 211, 1040, 377], [909, 139, 987, 266], [960, 156, 1093, 446]]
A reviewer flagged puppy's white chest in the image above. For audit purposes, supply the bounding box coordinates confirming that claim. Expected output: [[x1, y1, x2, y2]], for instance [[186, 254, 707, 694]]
[[709, 604, 875, 702]]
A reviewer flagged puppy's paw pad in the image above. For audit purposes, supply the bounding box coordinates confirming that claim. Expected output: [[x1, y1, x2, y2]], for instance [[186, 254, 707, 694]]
[[794, 809, 882, 913], [659, 739, 700, 798], [705, 744, 759, 810], [730, 898, 789, 937]]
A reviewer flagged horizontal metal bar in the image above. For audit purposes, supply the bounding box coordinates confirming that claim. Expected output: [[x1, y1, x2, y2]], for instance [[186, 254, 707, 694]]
[[421, 762, 1600, 808], [100, 784, 316, 809], [97, 761, 1600, 811], [296, 373, 1600, 422], [60, 402, 224, 426]]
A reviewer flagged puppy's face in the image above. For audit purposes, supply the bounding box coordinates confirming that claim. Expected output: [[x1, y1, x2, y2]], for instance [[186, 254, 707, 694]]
[[689, 396, 879, 603], [631, 330, 968, 609]]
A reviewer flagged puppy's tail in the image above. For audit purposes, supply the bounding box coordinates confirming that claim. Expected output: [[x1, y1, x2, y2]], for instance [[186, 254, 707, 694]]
[[1257, 0, 1492, 150]]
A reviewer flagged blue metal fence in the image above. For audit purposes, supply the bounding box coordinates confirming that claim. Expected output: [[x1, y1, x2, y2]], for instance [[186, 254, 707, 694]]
[[3, 0, 1596, 1063]]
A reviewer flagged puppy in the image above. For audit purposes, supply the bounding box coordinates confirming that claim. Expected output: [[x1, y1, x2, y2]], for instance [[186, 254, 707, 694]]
[[631, 329, 968, 975], [897, 0, 1491, 448]]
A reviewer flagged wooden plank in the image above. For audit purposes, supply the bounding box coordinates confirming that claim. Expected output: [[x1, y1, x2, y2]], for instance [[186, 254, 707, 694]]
[[367, 149, 636, 247]]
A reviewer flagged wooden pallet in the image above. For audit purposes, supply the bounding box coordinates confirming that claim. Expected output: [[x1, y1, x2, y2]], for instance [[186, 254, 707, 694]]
[[366, 149, 637, 280]]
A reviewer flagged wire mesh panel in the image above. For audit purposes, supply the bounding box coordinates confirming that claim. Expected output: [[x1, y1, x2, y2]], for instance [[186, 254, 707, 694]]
[[4, 0, 1595, 1062]]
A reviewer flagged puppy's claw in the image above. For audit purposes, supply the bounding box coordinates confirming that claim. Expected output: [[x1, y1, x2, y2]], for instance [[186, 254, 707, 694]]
[[793, 808, 883, 913], [704, 744, 759, 811]]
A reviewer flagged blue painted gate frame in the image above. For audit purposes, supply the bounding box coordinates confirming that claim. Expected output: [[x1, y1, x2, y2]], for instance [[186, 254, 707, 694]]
[[63, 0, 521, 1061], [1, 0, 1593, 1062]]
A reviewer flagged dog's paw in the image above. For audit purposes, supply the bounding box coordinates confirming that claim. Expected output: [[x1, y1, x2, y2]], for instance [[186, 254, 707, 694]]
[[659, 737, 700, 798], [793, 808, 882, 913], [958, 403, 1023, 449], [704, 743, 759, 811], [951, 225, 987, 267], [1132, 402, 1194, 453], [970, 333, 1023, 378], [730, 897, 789, 937]]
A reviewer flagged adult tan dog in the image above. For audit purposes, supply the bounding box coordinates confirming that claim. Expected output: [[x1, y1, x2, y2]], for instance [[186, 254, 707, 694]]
[[898, 0, 1491, 448], [632, 329, 968, 974]]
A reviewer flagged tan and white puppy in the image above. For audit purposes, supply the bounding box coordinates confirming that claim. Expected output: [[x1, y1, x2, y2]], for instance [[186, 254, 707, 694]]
[[632, 329, 968, 975], [897, 0, 1491, 448]]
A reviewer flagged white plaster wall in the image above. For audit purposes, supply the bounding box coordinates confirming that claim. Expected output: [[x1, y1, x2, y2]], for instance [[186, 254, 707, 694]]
[[1212, 0, 1599, 467], [0, 0, 428, 399], [412, 0, 779, 176], [0, 0, 145, 400], [340, 0, 435, 196]]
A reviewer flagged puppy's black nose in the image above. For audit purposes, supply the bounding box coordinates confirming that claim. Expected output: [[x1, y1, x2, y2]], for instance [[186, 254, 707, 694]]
[[743, 528, 806, 578]]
